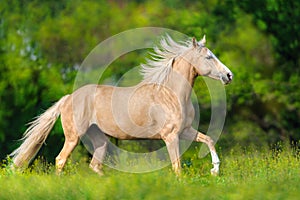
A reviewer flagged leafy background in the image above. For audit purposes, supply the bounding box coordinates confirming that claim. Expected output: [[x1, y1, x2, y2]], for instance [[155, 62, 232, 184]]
[[0, 0, 299, 162]]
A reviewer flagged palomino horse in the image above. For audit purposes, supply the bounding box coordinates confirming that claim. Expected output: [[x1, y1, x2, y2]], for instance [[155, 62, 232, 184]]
[[11, 35, 233, 176]]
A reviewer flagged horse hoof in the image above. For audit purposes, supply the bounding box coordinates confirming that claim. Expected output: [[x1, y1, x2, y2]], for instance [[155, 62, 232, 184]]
[[210, 168, 219, 176], [89, 164, 104, 176], [96, 170, 104, 176]]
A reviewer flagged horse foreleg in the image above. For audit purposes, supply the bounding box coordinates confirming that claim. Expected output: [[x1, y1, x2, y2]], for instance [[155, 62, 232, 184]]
[[163, 133, 181, 176], [181, 127, 220, 176]]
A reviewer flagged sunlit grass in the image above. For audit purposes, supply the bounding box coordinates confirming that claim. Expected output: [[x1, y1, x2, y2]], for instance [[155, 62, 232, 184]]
[[1, 144, 299, 200]]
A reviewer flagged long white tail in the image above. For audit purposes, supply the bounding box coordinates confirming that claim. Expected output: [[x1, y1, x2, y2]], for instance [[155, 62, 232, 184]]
[[10, 95, 70, 167]]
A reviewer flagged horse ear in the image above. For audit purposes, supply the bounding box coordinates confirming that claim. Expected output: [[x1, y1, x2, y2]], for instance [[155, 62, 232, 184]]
[[192, 37, 197, 48], [200, 35, 206, 46]]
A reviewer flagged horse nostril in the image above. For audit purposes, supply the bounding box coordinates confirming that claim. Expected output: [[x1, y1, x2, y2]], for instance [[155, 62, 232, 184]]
[[227, 73, 233, 81]]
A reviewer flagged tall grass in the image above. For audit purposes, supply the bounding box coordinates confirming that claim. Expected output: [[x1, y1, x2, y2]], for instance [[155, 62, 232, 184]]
[[0, 144, 299, 200]]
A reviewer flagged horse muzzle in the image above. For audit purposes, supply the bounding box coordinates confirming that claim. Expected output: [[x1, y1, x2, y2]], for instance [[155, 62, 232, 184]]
[[221, 72, 233, 85]]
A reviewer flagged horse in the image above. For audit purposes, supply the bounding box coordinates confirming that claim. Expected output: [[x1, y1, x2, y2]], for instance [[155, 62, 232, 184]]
[[10, 35, 233, 176]]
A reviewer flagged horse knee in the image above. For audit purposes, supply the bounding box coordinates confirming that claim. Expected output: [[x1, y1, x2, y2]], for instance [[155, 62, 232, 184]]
[[196, 133, 214, 146], [206, 136, 214, 146]]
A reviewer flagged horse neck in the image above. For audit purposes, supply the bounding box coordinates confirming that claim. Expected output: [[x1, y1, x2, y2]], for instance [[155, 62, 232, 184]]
[[165, 56, 197, 102]]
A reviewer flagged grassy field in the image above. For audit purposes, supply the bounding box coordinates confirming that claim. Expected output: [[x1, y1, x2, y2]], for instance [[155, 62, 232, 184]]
[[0, 145, 299, 200]]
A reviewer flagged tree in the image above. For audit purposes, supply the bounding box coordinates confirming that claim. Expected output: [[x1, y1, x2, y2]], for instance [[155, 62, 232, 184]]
[[216, 0, 300, 145]]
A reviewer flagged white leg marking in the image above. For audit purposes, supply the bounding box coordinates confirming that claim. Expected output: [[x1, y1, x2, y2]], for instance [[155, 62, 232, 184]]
[[210, 151, 220, 176]]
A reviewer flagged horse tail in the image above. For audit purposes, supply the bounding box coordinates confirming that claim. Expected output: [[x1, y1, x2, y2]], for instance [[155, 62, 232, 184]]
[[10, 95, 70, 168]]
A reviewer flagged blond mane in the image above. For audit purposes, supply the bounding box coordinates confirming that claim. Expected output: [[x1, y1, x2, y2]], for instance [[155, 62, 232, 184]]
[[140, 35, 192, 85]]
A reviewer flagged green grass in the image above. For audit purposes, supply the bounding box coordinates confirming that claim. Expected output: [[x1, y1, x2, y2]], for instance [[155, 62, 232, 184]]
[[1, 145, 299, 200]]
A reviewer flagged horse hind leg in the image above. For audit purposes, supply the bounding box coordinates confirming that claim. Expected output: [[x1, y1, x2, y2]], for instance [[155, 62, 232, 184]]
[[84, 125, 108, 176], [55, 134, 79, 174], [89, 143, 107, 176], [55, 113, 80, 174]]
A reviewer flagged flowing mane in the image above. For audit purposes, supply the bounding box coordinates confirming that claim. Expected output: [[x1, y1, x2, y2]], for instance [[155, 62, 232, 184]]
[[140, 35, 192, 85]]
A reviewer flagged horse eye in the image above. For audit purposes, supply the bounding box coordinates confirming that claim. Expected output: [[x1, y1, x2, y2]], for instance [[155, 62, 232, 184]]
[[206, 55, 213, 59]]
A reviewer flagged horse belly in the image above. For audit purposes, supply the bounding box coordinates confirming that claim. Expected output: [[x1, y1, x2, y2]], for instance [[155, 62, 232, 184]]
[[93, 85, 180, 140], [94, 86, 160, 139]]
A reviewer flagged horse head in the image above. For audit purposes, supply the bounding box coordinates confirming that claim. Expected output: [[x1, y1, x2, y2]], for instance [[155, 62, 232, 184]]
[[190, 36, 233, 85]]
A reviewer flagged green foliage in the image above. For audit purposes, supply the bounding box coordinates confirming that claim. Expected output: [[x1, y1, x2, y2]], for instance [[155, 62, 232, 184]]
[[223, 0, 300, 144]]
